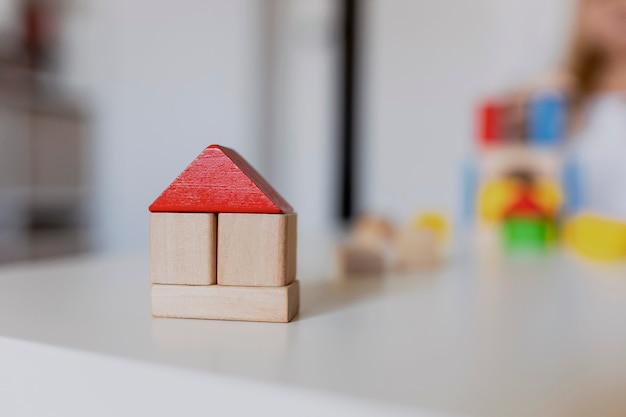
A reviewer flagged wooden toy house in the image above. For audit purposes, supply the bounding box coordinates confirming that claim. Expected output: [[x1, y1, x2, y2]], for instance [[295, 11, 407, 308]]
[[149, 144, 299, 323]]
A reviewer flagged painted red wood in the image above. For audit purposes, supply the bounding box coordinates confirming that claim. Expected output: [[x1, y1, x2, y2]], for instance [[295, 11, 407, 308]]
[[504, 192, 544, 218], [149, 145, 293, 214], [477, 99, 501, 147]]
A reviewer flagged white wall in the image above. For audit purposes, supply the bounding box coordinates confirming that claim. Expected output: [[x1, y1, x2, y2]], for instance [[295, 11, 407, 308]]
[[360, 0, 574, 225], [58, 0, 577, 252], [75, 0, 266, 252], [268, 0, 340, 234], [58, 0, 341, 253]]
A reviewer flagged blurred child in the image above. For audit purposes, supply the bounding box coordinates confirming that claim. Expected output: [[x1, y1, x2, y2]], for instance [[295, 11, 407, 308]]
[[513, 0, 626, 218]]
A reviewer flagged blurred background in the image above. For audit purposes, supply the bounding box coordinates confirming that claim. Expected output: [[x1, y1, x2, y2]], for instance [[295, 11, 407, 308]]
[[0, 0, 575, 261]]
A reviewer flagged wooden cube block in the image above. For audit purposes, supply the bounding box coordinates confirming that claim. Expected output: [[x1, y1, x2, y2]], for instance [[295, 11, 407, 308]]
[[217, 213, 297, 287], [480, 144, 560, 180], [151, 280, 300, 323], [395, 227, 441, 271], [150, 212, 217, 285]]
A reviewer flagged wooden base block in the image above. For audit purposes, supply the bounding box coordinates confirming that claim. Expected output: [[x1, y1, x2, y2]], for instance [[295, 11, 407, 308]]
[[151, 281, 300, 323], [217, 213, 297, 287], [150, 212, 217, 285]]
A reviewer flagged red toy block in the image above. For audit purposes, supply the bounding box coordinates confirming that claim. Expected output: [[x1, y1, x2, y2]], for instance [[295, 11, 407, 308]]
[[477, 99, 501, 147], [149, 145, 293, 214], [504, 192, 545, 218]]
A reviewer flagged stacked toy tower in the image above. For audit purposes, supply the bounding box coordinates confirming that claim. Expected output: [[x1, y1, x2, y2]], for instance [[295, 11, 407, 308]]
[[149, 145, 299, 323], [471, 90, 576, 252]]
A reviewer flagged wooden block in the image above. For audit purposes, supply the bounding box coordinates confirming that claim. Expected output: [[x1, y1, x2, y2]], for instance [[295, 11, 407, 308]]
[[151, 281, 300, 323], [352, 214, 396, 247], [336, 243, 386, 278], [395, 227, 441, 271], [477, 99, 502, 147], [217, 213, 297, 287], [480, 144, 561, 180], [149, 144, 293, 214], [150, 212, 216, 285]]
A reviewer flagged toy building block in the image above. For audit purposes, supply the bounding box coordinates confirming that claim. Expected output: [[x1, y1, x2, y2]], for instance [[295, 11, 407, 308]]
[[334, 214, 396, 279], [149, 144, 293, 214], [502, 217, 550, 252], [150, 212, 217, 285], [528, 91, 566, 147], [477, 99, 502, 147], [151, 281, 300, 323], [479, 144, 561, 180], [412, 211, 449, 242], [562, 157, 584, 213], [352, 214, 396, 247], [217, 213, 297, 287], [335, 242, 386, 278], [148, 144, 299, 322], [563, 212, 626, 261], [501, 96, 527, 141], [499, 175, 559, 252], [395, 227, 440, 270]]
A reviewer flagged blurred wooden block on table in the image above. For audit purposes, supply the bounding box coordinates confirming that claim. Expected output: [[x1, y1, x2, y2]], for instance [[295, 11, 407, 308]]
[[395, 227, 440, 271], [336, 242, 386, 278]]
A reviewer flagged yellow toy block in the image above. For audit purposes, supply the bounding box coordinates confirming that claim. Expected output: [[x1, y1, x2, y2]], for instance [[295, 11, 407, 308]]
[[477, 179, 517, 222], [533, 179, 563, 216], [477, 177, 563, 222], [412, 211, 449, 242], [563, 212, 626, 261]]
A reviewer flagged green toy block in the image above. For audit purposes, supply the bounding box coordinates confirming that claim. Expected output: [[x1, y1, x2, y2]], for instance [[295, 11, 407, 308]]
[[502, 217, 552, 252]]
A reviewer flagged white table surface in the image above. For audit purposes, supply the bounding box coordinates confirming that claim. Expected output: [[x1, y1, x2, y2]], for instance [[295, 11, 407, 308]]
[[0, 243, 626, 417]]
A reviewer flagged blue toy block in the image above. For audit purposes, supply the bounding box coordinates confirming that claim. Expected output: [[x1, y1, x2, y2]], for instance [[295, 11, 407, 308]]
[[460, 159, 477, 226], [528, 90, 567, 147], [562, 155, 584, 214]]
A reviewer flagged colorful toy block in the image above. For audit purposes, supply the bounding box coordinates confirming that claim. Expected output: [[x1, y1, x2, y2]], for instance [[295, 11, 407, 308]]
[[563, 212, 626, 261], [502, 217, 550, 251], [477, 99, 502, 147], [528, 91, 566, 147], [150, 145, 293, 214], [149, 144, 299, 323], [412, 211, 449, 242]]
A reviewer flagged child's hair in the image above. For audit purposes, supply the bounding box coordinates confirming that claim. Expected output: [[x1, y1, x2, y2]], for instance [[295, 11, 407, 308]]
[[566, 0, 604, 109]]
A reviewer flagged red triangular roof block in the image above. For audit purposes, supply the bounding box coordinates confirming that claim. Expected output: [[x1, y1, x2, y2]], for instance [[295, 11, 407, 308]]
[[149, 145, 293, 214], [504, 192, 545, 218]]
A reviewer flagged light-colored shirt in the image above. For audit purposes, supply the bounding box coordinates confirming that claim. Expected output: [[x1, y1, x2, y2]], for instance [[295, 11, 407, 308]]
[[570, 93, 626, 219]]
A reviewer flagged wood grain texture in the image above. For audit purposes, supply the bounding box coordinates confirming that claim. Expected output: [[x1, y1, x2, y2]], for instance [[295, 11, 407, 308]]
[[151, 280, 300, 323], [150, 212, 217, 285], [149, 144, 293, 214], [217, 213, 297, 287]]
